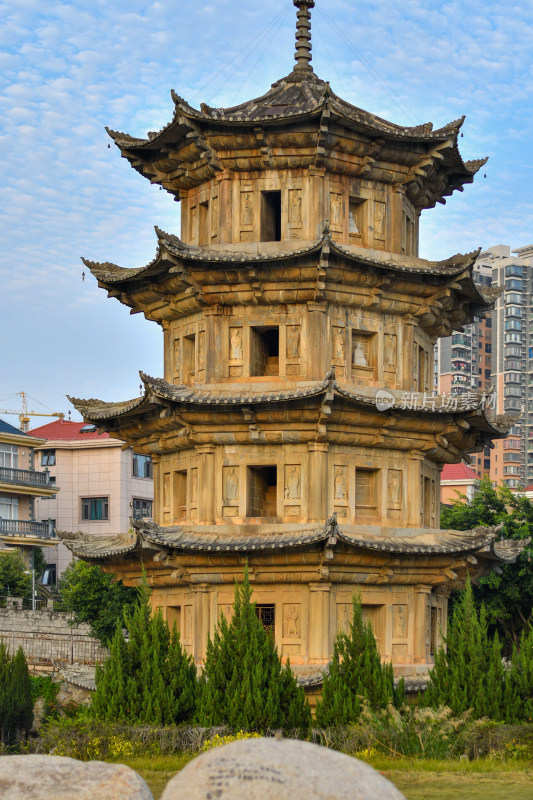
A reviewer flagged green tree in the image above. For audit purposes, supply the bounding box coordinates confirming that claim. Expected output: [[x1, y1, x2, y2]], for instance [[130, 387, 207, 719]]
[[424, 577, 505, 719], [504, 624, 533, 723], [197, 567, 310, 732], [0, 552, 32, 598], [58, 560, 137, 644], [315, 596, 399, 727], [91, 577, 196, 725], [441, 476, 533, 646], [0, 644, 34, 747]]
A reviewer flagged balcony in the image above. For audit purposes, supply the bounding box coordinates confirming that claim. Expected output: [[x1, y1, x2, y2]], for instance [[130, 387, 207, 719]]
[[0, 519, 57, 541], [0, 466, 57, 497]]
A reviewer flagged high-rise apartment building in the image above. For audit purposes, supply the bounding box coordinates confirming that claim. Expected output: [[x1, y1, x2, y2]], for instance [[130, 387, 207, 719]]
[[436, 244, 533, 489], [434, 261, 493, 478], [485, 244, 533, 488]]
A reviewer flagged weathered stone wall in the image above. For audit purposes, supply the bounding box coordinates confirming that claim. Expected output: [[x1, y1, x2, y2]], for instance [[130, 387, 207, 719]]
[[0, 607, 108, 665]]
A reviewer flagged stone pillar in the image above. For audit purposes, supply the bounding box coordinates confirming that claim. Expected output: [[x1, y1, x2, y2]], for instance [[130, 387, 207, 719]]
[[197, 445, 216, 524], [413, 584, 431, 664], [308, 582, 331, 664], [193, 583, 211, 663], [307, 442, 328, 521]]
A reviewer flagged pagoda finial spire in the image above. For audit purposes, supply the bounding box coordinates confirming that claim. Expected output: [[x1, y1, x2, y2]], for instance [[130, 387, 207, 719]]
[[293, 0, 315, 74]]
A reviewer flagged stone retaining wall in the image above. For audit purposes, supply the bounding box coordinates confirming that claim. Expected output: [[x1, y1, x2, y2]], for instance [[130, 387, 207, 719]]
[[0, 608, 108, 665]]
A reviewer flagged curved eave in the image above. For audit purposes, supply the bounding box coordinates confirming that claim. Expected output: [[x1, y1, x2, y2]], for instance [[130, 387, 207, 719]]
[[82, 230, 491, 314], [57, 519, 527, 566], [67, 373, 507, 443]]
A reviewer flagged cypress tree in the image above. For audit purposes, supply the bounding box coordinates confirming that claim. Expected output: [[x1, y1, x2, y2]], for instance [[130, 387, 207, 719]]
[[197, 566, 310, 732], [0, 642, 11, 745], [315, 595, 396, 727], [505, 625, 533, 723], [425, 577, 505, 719], [9, 648, 34, 742], [92, 575, 197, 724]]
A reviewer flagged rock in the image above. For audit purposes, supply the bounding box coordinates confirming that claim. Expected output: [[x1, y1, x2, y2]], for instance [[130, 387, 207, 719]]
[[161, 738, 406, 800], [0, 755, 153, 800]]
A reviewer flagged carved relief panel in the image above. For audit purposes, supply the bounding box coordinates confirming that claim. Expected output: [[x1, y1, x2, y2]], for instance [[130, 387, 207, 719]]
[[240, 189, 254, 242], [332, 326, 346, 377], [384, 333, 397, 373], [387, 469, 402, 510], [284, 464, 301, 517], [392, 604, 408, 638], [373, 199, 386, 250], [288, 188, 303, 239], [336, 602, 351, 634], [173, 337, 181, 383], [282, 603, 302, 638], [333, 465, 349, 519], [190, 467, 198, 521], [286, 325, 301, 376], [211, 194, 219, 241], [330, 192, 343, 233], [229, 327, 244, 378], [197, 330, 206, 381], [222, 466, 239, 518]]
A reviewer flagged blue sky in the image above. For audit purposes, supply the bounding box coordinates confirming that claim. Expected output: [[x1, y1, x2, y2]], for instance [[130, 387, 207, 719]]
[[1, 0, 532, 422]]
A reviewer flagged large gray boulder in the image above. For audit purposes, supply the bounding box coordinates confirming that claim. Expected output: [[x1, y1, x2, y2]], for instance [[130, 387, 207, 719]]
[[161, 738, 406, 800], [0, 755, 153, 800]]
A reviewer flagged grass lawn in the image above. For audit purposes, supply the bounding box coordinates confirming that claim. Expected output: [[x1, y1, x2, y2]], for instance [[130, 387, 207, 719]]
[[122, 753, 533, 800]]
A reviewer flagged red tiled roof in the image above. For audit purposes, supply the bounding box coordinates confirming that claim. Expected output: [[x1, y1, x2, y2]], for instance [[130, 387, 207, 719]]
[[441, 463, 480, 482], [29, 419, 110, 441]]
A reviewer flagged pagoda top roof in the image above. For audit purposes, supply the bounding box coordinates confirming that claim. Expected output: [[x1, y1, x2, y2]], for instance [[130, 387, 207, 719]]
[[108, 72, 469, 145], [104, 2, 487, 207], [56, 516, 526, 565]]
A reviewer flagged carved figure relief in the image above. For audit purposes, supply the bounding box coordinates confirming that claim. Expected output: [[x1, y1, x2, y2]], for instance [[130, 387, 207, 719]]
[[163, 473, 170, 507], [336, 603, 351, 634], [387, 469, 402, 508], [283, 604, 301, 637], [352, 337, 368, 367], [393, 604, 407, 638], [334, 466, 348, 501], [289, 189, 302, 224], [286, 326, 300, 359], [230, 328, 243, 360], [284, 465, 301, 500], [223, 467, 239, 503], [374, 200, 386, 234], [173, 338, 181, 380], [384, 333, 397, 369], [184, 606, 192, 640], [190, 468, 198, 504], [330, 193, 343, 228], [240, 192, 253, 226], [189, 206, 197, 240], [334, 328, 345, 362], [198, 331, 205, 369], [211, 195, 219, 236]]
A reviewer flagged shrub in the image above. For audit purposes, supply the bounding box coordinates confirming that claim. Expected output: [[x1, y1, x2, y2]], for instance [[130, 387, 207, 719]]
[[315, 596, 401, 727], [0, 644, 34, 747], [196, 566, 311, 732], [91, 577, 197, 725]]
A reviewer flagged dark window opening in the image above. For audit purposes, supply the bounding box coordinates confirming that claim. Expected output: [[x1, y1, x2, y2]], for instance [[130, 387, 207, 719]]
[[256, 604, 275, 639], [132, 498, 153, 519], [133, 453, 153, 479], [261, 191, 281, 242], [247, 465, 277, 517], [81, 497, 108, 521], [251, 326, 279, 376], [42, 563, 57, 587], [41, 449, 56, 467]]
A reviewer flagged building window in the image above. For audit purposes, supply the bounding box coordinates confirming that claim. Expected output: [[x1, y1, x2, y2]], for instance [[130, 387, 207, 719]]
[[0, 443, 18, 469], [42, 563, 57, 586], [250, 326, 279, 376], [41, 449, 56, 466], [261, 191, 281, 242], [81, 497, 109, 521], [256, 604, 275, 638], [0, 496, 19, 519], [247, 466, 277, 517], [133, 453, 153, 479], [355, 468, 378, 508], [132, 498, 153, 520]]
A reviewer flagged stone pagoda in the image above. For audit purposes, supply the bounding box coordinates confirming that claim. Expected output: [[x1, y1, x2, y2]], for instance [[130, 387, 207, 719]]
[[62, 1, 523, 682]]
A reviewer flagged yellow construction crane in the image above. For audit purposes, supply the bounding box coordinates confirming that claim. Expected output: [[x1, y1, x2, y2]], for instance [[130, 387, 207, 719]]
[[0, 392, 65, 432]]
